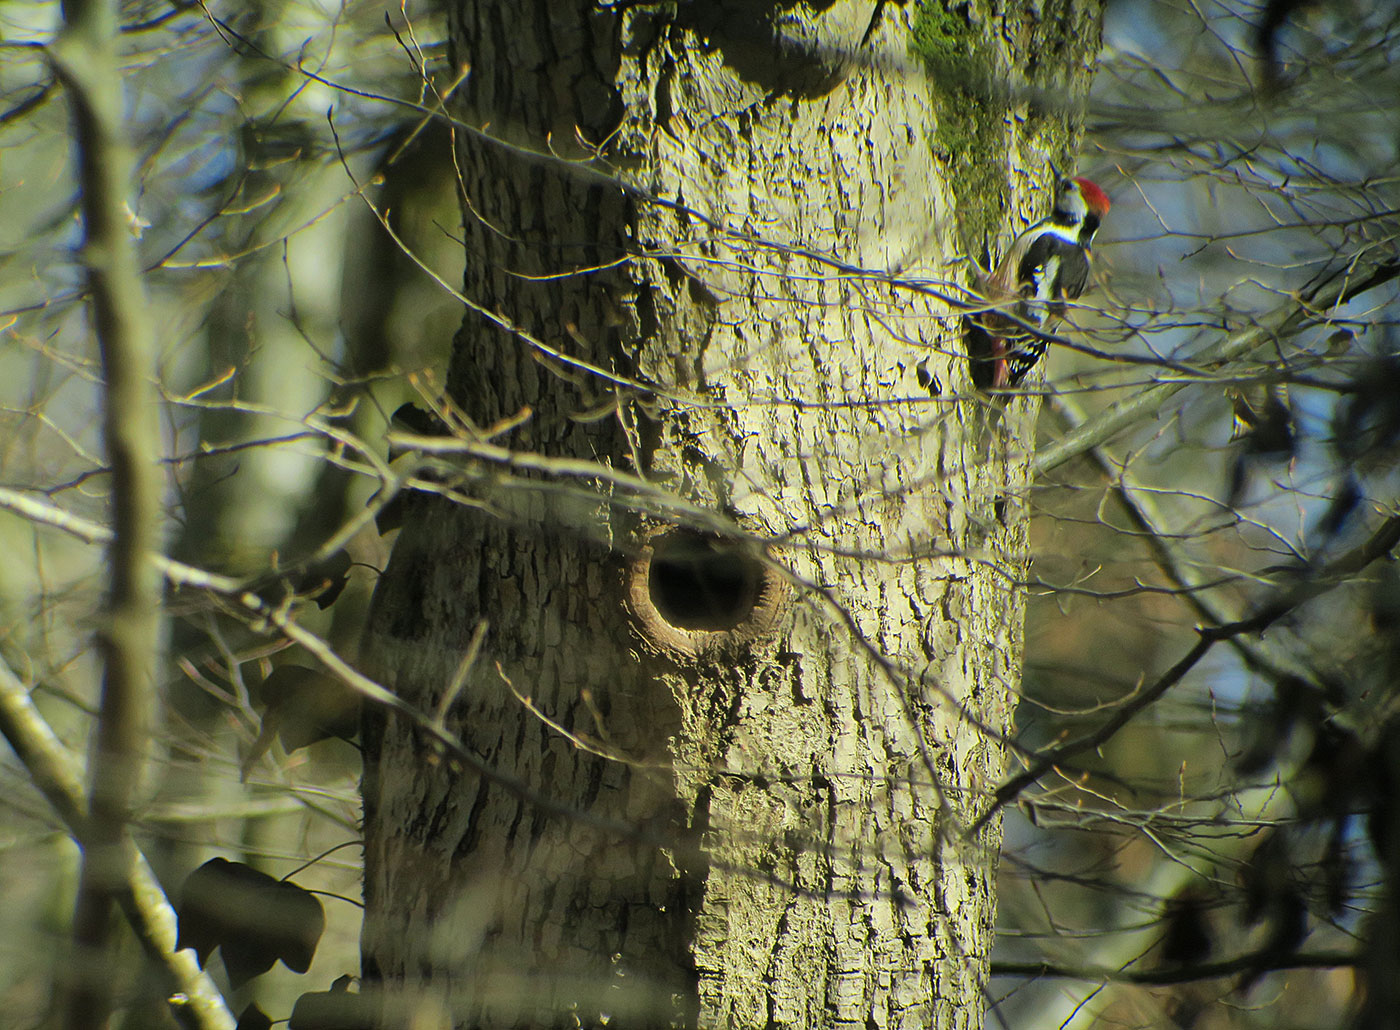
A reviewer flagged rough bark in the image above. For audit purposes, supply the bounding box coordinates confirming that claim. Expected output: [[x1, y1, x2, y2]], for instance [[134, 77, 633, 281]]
[[362, 2, 1102, 1028]]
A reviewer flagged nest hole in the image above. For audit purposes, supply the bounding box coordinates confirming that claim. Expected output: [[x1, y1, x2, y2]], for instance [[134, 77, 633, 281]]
[[647, 530, 763, 632]]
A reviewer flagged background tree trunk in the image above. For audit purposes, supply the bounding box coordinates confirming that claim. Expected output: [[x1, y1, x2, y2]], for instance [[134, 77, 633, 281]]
[[362, 2, 1102, 1027]]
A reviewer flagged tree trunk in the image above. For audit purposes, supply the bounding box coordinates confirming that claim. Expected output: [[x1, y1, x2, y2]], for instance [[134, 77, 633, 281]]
[[361, 2, 1101, 1027]]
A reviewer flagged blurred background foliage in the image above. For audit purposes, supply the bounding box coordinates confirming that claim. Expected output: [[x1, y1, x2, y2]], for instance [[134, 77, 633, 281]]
[[997, 0, 1400, 1025], [1, 0, 458, 1021], [2, 0, 1399, 1027]]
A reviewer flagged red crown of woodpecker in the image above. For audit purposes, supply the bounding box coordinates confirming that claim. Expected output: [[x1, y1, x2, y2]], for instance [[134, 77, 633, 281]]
[[1073, 177, 1111, 216]]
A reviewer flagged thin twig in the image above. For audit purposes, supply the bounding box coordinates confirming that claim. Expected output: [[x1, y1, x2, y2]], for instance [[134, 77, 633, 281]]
[[0, 486, 957, 910], [1044, 393, 1310, 685], [970, 510, 1400, 835], [1034, 261, 1400, 477]]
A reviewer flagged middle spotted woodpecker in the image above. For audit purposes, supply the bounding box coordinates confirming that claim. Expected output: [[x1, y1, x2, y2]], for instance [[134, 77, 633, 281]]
[[967, 171, 1111, 390]]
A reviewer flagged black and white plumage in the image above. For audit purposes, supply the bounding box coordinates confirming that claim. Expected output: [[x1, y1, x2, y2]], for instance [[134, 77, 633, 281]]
[[967, 174, 1111, 390]]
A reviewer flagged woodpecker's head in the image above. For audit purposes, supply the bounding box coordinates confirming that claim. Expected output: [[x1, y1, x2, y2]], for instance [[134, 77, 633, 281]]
[[1051, 174, 1111, 242]]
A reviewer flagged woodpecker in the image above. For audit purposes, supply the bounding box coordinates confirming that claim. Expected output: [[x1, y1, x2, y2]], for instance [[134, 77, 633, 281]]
[[967, 171, 1111, 390]]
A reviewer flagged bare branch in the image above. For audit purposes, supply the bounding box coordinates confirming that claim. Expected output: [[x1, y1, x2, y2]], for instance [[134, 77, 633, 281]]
[[1044, 394, 1312, 685], [0, 658, 234, 1030], [0, 487, 876, 906], [971, 510, 1400, 835], [992, 948, 1359, 986], [49, 1, 163, 1025], [1034, 261, 1400, 477]]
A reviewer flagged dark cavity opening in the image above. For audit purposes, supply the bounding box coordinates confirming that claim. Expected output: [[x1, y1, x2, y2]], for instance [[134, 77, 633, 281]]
[[648, 530, 762, 632]]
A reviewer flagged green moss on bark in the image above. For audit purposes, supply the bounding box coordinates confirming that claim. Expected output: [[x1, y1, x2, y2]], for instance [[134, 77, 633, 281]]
[[909, 0, 1008, 258]]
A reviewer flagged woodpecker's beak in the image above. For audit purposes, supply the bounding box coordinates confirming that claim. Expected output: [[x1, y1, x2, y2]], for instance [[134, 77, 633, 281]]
[[1048, 159, 1064, 181]]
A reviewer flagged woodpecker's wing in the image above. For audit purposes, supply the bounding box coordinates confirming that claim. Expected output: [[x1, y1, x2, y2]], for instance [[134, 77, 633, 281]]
[[987, 226, 1035, 296], [1017, 227, 1091, 303]]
